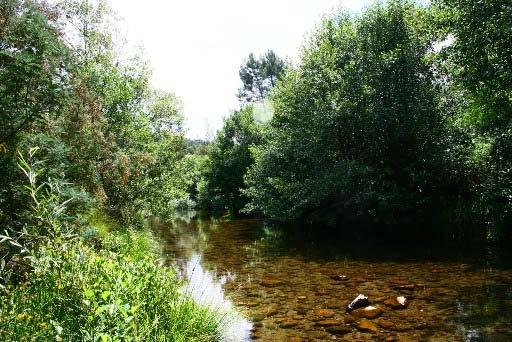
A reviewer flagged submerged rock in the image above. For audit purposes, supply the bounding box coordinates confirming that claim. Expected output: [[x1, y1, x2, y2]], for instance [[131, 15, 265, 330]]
[[344, 315, 358, 324], [346, 294, 370, 312], [350, 305, 384, 319], [315, 288, 329, 296], [377, 319, 396, 330], [260, 279, 284, 288], [245, 301, 259, 307], [280, 320, 299, 328], [312, 309, 336, 319], [252, 314, 266, 322], [394, 284, 415, 292], [326, 301, 344, 310], [357, 319, 379, 333], [348, 275, 368, 283], [330, 274, 349, 281], [316, 319, 342, 327], [394, 323, 414, 331], [326, 325, 351, 335], [376, 319, 415, 332], [257, 306, 279, 318], [384, 296, 408, 309], [296, 307, 308, 315]]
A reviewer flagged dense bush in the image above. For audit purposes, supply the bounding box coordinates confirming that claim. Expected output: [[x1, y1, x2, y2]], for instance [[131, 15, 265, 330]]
[[0, 0, 193, 229], [189, 0, 511, 240], [434, 0, 512, 237], [0, 232, 221, 341]]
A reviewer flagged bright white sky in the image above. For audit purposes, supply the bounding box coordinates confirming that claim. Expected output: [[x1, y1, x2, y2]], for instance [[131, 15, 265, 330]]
[[109, 0, 372, 139]]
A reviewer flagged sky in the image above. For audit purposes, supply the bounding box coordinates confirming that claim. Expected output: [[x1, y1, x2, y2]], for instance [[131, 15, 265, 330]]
[[108, 0, 373, 140]]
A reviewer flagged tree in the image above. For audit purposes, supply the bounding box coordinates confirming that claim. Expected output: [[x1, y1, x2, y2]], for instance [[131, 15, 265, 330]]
[[0, 0, 72, 227], [237, 50, 286, 103], [244, 1, 452, 227], [0, 0, 191, 228], [435, 0, 512, 233], [146, 90, 183, 134], [435, 0, 511, 131], [197, 107, 263, 214], [0, 0, 69, 145]]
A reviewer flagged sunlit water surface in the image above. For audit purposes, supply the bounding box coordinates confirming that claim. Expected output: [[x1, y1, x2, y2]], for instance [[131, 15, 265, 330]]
[[149, 212, 512, 341]]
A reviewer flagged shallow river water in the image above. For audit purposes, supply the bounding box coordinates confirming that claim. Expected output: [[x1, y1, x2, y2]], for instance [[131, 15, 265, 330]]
[[150, 213, 512, 342]]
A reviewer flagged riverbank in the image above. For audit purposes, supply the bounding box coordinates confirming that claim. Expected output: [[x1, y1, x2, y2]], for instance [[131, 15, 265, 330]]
[[0, 211, 223, 341]]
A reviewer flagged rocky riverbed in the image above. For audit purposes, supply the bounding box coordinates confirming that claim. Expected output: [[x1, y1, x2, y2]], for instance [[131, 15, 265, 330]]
[[151, 214, 512, 341]]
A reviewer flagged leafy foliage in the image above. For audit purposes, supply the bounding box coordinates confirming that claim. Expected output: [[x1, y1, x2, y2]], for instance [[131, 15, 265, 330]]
[[434, 0, 512, 235], [1, 0, 191, 228], [0, 142, 222, 342], [0, 1, 226, 340], [244, 2, 454, 226], [436, 0, 511, 131], [0, 230, 222, 341], [198, 107, 263, 214]]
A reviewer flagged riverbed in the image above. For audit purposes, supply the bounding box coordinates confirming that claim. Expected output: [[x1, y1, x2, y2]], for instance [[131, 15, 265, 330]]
[[150, 213, 512, 341]]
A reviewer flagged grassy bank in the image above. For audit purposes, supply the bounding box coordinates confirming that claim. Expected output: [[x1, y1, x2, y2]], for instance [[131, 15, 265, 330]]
[[0, 211, 222, 341]]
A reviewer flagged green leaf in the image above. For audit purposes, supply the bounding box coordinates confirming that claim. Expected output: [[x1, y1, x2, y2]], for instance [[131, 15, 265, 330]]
[[95, 305, 107, 315], [84, 289, 95, 298], [101, 291, 111, 300]]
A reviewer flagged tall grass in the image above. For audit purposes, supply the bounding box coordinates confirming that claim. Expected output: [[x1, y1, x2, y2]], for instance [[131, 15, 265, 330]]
[[0, 233, 222, 341]]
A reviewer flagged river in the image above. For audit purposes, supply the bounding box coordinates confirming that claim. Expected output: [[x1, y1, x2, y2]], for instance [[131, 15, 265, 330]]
[[149, 212, 512, 341]]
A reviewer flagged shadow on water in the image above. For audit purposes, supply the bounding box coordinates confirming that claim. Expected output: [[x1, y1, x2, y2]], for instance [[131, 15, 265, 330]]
[[246, 219, 512, 269], [148, 211, 512, 341]]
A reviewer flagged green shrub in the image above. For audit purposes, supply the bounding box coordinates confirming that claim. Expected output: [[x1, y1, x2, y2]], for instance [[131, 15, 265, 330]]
[[0, 232, 222, 342]]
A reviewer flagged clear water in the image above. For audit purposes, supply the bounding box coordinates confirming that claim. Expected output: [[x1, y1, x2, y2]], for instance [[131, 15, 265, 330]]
[[150, 212, 512, 341]]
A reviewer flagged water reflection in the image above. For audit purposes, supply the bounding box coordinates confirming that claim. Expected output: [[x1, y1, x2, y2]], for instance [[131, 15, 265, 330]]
[[149, 215, 252, 342], [150, 213, 512, 341], [183, 254, 251, 342], [454, 284, 512, 341], [184, 253, 236, 310]]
